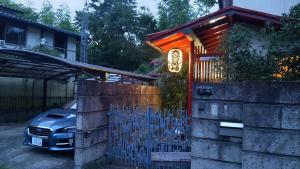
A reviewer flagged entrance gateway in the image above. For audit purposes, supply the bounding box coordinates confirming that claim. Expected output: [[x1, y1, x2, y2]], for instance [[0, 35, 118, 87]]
[[107, 106, 191, 169]]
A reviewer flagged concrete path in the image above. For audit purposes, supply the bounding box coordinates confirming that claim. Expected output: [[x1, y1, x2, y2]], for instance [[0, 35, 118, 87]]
[[0, 123, 74, 169]]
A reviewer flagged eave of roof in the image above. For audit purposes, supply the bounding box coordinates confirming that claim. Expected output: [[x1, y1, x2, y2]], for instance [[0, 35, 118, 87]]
[[0, 12, 80, 39], [0, 4, 24, 14], [0, 48, 156, 82], [147, 6, 281, 42]]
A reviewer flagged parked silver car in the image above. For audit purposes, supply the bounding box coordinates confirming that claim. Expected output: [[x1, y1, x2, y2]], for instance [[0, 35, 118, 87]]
[[24, 100, 76, 151]]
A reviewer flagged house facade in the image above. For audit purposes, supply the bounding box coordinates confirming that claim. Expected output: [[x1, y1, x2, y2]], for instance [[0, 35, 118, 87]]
[[146, 0, 282, 115], [0, 4, 80, 61], [0, 4, 80, 122]]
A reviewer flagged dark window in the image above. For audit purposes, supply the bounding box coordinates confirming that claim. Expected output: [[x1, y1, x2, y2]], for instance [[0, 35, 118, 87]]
[[0, 22, 5, 40], [54, 33, 66, 49], [5, 25, 26, 45]]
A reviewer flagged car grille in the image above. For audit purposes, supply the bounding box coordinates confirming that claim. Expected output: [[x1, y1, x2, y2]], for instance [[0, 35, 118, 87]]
[[29, 126, 52, 137]]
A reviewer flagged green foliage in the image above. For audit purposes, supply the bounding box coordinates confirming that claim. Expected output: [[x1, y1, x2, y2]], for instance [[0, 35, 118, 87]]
[[76, 0, 159, 70], [218, 3, 300, 81], [158, 0, 191, 30], [0, 0, 77, 32], [192, 0, 217, 17], [159, 60, 188, 110], [39, 0, 56, 26], [218, 24, 277, 81], [56, 5, 77, 32], [157, 0, 216, 30], [31, 45, 62, 57], [0, 0, 39, 21], [0, 164, 10, 169], [135, 63, 152, 74]]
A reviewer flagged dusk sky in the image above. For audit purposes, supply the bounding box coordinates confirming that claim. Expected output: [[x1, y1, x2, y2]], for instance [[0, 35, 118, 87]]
[[15, 0, 300, 20]]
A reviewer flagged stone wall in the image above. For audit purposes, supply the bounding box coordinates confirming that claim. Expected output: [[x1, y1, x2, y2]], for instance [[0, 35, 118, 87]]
[[191, 81, 300, 169], [75, 80, 161, 169]]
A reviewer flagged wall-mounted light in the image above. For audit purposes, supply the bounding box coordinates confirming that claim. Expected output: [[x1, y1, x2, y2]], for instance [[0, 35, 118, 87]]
[[168, 48, 183, 73]]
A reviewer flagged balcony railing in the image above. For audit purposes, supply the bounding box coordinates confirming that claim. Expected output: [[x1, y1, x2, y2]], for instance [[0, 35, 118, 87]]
[[0, 40, 77, 61]]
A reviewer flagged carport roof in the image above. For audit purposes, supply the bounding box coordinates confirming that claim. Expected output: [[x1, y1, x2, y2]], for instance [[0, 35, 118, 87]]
[[0, 48, 156, 82]]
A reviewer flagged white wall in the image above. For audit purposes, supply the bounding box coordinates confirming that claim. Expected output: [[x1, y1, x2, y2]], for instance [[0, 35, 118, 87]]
[[26, 27, 41, 48], [233, 0, 300, 16], [67, 37, 77, 61]]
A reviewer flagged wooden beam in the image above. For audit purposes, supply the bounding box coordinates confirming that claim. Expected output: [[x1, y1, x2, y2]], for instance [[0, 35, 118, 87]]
[[198, 29, 227, 42], [160, 39, 190, 52], [196, 23, 228, 37], [205, 40, 222, 49], [202, 36, 222, 46], [157, 36, 186, 48], [153, 32, 186, 46]]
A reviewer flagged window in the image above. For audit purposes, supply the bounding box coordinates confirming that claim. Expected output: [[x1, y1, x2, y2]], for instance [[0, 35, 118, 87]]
[[0, 22, 4, 40], [5, 25, 26, 45]]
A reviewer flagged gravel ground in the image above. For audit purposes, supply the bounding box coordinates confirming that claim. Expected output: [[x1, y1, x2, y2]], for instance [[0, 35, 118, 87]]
[[0, 123, 74, 169]]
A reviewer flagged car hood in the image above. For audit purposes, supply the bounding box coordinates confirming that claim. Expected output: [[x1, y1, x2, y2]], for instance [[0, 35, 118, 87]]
[[29, 109, 76, 131]]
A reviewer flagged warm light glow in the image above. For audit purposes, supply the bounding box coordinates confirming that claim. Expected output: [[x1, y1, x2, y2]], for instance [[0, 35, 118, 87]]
[[168, 49, 183, 73], [209, 16, 226, 24]]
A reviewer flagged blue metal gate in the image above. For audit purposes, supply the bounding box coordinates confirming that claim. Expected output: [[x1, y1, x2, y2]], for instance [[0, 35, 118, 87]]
[[107, 106, 191, 169]]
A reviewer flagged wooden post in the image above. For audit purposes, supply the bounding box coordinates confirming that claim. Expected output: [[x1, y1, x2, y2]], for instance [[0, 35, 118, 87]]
[[188, 41, 194, 116], [42, 79, 48, 112]]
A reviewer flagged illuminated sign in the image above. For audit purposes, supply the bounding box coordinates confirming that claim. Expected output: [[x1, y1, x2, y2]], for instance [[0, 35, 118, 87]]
[[167, 48, 183, 73]]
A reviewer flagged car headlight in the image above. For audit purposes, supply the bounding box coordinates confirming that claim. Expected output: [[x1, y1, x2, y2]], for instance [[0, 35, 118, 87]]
[[57, 127, 76, 133]]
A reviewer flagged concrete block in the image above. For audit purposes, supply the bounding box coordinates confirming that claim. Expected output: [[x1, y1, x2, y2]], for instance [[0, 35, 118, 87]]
[[74, 142, 107, 167], [242, 151, 300, 169], [192, 118, 220, 139], [76, 111, 108, 130], [192, 138, 242, 163], [193, 83, 244, 101], [243, 127, 300, 156], [77, 96, 104, 113], [75, 126, 108, 148], [192, 101, 243, 121], [77, 80, 103, 96], [282, 106, 300, 130], [245, 81, 300, 104], [191, 157, 241, 169], [244, 104, 300, 130]]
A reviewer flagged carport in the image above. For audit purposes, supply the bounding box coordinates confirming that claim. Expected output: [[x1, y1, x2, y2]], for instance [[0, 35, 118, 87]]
[[0, 48, 156, 111]]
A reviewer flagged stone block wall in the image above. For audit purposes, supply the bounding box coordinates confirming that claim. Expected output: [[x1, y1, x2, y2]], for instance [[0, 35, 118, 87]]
[[74, 80, 160, 169], [191, 83, 243, 169], [192, 81, 300, 169]]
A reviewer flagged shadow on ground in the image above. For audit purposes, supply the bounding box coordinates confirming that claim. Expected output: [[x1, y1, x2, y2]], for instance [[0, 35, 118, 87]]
[[0, 123, 74, 169]]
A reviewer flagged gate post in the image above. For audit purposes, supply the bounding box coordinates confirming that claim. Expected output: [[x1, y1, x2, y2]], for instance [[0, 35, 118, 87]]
[[147, 106, 153, 169]]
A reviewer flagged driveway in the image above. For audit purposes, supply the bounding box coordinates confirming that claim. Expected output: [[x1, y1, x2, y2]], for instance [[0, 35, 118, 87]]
[[0, 123, 74, 169]]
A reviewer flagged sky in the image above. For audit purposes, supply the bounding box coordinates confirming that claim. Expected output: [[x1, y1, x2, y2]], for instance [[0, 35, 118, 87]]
[[15, 0, 300, 19], [16, 0, 160, 19]]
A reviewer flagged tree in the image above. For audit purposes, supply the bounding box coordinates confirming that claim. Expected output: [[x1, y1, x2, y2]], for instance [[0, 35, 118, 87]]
[[218, 3, 300, 81], [157, 0, 216, 30], [39, 0, 56, 26], [56, 5, 77, 32], [192, 0, 217, 17], [76, 0, 159, 71], [157, 0, 191, 30], [0, 0, 39, 21]]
